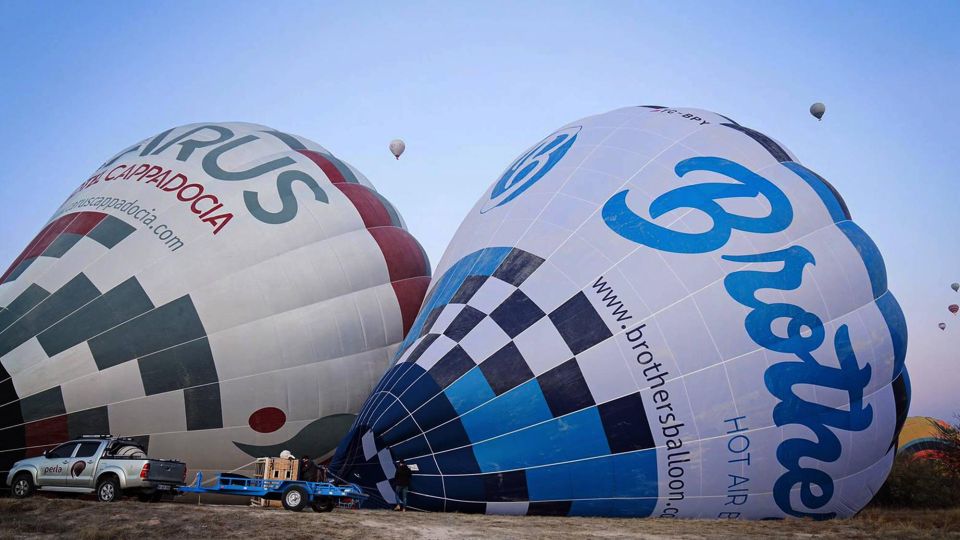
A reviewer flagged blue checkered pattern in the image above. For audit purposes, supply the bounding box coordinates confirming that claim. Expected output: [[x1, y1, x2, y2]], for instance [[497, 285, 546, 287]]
[[331, 247, 659, 516]]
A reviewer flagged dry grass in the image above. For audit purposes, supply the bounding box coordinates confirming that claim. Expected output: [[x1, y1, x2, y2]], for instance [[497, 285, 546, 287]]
[[0, 496, 958, 539]]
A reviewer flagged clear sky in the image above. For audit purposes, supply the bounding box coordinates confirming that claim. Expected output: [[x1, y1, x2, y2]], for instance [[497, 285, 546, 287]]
[[1, 1, 957, 419]]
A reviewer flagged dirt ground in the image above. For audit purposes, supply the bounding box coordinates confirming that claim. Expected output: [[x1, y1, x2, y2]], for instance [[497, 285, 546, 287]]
[[1, 496, 958, 540]]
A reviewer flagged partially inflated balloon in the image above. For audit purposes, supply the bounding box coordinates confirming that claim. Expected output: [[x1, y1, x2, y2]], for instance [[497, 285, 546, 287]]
[[897, 417, 952, 460], [0, 123, 430, 482], [332, 106, 908, 520]]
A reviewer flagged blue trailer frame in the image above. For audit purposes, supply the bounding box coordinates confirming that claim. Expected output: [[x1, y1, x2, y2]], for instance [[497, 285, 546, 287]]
[[178, 472, 367, 512]]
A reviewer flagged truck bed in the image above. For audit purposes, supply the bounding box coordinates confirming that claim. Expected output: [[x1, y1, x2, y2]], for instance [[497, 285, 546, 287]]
[[97, 458, 186, 484]]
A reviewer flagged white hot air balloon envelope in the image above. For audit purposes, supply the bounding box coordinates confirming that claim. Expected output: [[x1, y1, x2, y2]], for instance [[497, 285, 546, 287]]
[[332, 106, 909, 520], [390, 139, 406, 160], [0, 123, 431, 482]]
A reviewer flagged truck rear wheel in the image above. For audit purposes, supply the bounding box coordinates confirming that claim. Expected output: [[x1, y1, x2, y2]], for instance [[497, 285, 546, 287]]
[[311, 497, 335, 512], [11, 473, 35, 499], [96, 476, 121, 502], [281, 486, 308, 512]]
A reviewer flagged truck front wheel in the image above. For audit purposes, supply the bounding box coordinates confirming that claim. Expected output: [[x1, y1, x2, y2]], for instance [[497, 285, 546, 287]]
[[281, 486, 308, 512], [96, 476, 121, 502], [11, 473, 35, 499]]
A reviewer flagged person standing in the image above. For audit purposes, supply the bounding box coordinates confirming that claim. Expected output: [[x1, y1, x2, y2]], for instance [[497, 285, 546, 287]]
[[394, 458, 413, 512], [299, 455, 319, 482]]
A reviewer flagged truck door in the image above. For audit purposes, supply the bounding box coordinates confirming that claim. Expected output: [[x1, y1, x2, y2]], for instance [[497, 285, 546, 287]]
[[67, 441, 104, 487], [36, 442, 78, 487]]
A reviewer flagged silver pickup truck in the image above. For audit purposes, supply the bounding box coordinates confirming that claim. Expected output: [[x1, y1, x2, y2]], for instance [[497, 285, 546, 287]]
[[6, 435, 186, 502]]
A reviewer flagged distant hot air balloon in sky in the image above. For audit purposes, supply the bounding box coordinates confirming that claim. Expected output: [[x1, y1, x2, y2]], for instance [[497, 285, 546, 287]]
[[950, 304, 959, 315], [332, 106, 909, 520], [0, 122, 431, 483], [810, 102, 826, 120], [390, 139, 406, 160], [952, 282, 959, 292], [939, 322, 947, 330]]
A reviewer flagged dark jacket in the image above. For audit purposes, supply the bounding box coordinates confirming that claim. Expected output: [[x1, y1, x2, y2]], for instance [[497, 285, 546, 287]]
[[300, 459, 319, 482], [394, 463, 412, 487]]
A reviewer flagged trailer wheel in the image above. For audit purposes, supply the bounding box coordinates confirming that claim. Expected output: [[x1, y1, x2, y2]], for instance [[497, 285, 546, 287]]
[[281, 486, 308, 512], [311, 497, 335, 513]]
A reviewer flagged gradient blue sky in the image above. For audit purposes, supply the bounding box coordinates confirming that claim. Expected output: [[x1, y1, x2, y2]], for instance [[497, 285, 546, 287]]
[[1, 1, 957, 418]]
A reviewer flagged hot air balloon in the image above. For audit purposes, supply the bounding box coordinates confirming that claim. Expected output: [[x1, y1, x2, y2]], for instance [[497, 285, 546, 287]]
[[939, 322, 947, 331], [897, 417, 953, 460], [810, 102, 826, 120], [950, 304, 959, 315], [332, 106, 909, 520], [390, 139, 406, 160], [952, 282, 959, 292], [0, 123, 431, 485]]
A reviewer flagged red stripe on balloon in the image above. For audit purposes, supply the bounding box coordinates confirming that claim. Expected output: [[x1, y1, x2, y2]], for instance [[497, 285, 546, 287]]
[[337, 185, 393, 228], [331, 180, 430, 337], [24, 415, 69, 457], [369, 227, 430, 283], [391, 276, 431, 337], [297, 150, 346, 184], [369, 227, 430, 337], [1, 212, 108, 283], [301, 147, 430, 338]]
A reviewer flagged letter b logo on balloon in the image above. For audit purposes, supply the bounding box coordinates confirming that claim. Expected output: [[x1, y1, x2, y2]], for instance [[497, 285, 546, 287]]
[[601, 156, 794, 254], [481, 126, 580, 213]]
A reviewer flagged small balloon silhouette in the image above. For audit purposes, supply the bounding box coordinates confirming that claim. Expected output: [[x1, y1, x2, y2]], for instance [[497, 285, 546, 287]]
[[389, 139, 406, 160], [810, 102, 826, 120]]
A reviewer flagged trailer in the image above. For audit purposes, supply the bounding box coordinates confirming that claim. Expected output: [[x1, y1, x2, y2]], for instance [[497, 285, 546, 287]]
[[178, 472, 367, 512]]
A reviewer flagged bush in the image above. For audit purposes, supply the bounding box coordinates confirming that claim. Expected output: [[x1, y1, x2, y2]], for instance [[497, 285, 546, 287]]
[[874, 414, 960, 508], [874, 455, 960, 508]]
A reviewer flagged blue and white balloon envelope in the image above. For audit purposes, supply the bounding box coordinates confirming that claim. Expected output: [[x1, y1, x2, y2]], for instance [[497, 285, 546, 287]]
[[331, 106, 909, 519]]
